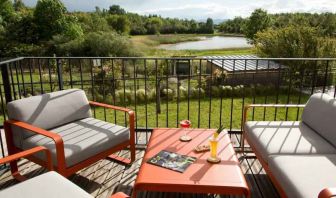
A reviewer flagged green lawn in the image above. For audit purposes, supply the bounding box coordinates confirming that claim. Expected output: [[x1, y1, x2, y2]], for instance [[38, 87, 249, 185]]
[[4, 70, 309, 130], [91, 94, 309, 130], [0, 94, 307, 129]]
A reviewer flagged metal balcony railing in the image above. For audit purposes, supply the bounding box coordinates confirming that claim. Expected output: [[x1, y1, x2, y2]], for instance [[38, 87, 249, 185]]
[[0, 56, 335, 169]]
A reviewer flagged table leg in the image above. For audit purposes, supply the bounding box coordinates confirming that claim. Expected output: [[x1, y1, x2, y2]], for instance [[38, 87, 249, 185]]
[[132, 189, 137, 198]]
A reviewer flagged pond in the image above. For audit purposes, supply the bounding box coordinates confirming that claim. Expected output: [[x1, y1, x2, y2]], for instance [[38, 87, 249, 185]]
[[158, 36, 252, 50]]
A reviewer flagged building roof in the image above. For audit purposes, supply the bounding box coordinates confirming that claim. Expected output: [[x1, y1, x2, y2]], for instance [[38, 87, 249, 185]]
[[204, 55, 283, 72]]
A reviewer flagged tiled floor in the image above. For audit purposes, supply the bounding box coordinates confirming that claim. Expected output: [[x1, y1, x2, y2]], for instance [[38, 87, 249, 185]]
[[0, 134, 279, 198]]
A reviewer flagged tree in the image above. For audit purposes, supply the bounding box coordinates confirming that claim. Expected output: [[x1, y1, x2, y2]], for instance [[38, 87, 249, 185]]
[[244, 9, 271, 43], [81, 31, 139, 56], [109, 5, 126, 15], [13, 0, 25, 11], [0, 0, 15, 32], [255, 25, 317, 57], [78, 13, 111, 32], [145, 17, 162, 34], [63, 21, 84, 40], [95, 6, 101, 14], [255, 25, 336, 88], [7, 10, 38, 43], [189, 20, 199, 33], [219, 17, 246, 34], [106, 15, 130, 33], [34, 0, 67, 40], [318, 13, 336, 36], [205, 18, 214, 34], [255, 25, 336, 66]]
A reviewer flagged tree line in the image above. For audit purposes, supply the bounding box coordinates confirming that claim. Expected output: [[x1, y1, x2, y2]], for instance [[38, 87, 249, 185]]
[[0, 1, 214, 58], [219, 9, 336, 60], [219, 10, 336, 38], [1, 0, 335, 59]]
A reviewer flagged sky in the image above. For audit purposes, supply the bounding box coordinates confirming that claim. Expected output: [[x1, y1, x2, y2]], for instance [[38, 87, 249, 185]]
[[22, 0, 336, 20]]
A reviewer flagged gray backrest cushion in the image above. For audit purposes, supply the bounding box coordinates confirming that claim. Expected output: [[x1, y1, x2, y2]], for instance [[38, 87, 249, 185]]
[[302, 93, 336, 147], [7, 89, 92, 147]]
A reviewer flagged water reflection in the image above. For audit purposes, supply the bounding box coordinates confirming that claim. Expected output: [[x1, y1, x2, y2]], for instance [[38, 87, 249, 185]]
[[158, 36, 252, 50]]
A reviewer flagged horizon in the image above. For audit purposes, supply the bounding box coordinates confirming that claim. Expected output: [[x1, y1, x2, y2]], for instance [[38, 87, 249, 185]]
[[22, 0, 336, 20]]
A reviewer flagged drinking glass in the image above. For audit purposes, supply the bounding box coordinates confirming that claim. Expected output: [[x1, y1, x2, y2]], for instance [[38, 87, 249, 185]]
[[209, 138, 218, 159], [179, 120, 192, 142]]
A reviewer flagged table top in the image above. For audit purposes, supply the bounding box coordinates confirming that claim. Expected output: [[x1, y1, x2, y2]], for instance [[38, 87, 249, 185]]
[[134, 128, 249, 196]]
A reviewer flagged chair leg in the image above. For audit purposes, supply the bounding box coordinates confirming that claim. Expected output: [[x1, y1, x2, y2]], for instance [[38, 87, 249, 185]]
[[130, 143, 136, 163], [10, 160, 26, 182], [107, 145, 136, 165], [107, 154, 132, 165], [241, 133, 245, 153]]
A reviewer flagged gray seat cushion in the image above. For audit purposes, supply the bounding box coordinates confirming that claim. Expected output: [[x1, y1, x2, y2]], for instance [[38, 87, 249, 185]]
[[245, 121, 336, 163], [269, 154, 336, 198], [0, 171, 92, 198], [302, 93, 336, 147], [7, 89, 91, 148], [22, 117, 130, 167]]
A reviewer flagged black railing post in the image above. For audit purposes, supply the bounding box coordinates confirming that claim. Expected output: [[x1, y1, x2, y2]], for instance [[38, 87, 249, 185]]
[[56, 58, 64, 90], [156, 78, 161, 114], [1, 63, 13, 103]]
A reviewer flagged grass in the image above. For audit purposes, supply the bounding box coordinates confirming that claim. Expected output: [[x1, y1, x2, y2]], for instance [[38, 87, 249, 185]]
[[131, 34, 255, 57], [91, 94, 309, 131], [143, 34, 202, 45], [2, 33, 273, 131], [3, 67, 310, 133], [182, 48, 255, 56]]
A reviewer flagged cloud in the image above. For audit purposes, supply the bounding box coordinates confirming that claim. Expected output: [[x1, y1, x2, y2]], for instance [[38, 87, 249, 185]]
[[22, 0, 336, 19]]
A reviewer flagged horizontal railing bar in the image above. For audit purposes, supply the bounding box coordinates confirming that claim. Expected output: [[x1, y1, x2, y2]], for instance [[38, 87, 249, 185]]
[[4, 57, 336, 61], [0, 57, 25, 65]]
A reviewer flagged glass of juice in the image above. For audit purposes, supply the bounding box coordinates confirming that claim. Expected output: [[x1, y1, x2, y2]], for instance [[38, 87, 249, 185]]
[[207, 135, 221, 163], [209, 137, 218, 159]]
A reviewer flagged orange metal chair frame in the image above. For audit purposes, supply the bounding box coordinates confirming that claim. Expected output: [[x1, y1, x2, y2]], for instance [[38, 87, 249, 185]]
[[318, 188, 336, 198], [0, 146, 130, 198], [0, 146, 53, 181], [4, 101, 136, 179], [241, 104, 336, 198]]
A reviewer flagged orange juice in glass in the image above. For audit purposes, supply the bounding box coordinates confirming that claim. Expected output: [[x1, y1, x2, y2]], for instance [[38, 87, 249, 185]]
[[209, 137, 218, 159]]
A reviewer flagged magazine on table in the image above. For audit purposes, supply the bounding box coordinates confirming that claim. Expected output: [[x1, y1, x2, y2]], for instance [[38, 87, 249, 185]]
[[147, 150, 196, 173]]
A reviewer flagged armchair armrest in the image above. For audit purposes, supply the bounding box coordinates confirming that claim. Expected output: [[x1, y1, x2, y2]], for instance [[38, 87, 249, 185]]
[[246, 104, 306, 109], [318, 188, 336, 198], [4, 120, 66, 172], [89, 101, 135, 162], [89, 101, 133, 114], [0, 146, 53, 171], [243, 104, 306, 123], [241, 103, 305, 152]]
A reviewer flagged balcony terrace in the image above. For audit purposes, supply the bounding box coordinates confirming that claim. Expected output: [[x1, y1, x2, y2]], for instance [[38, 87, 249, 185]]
[[0, 57, 335, 198]]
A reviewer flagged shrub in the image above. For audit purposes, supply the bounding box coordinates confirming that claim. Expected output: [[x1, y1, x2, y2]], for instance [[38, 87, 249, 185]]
[[136, 89, 146, 103], [179, 86, 188, 99], [125, 89, 133, 103], [244, 86, 253, 96], [105, 94, 113, 104], [162, 88, 174, 99], [115, 89, 133, 104], [190, 87, 205, 98], [222, 86, 233, 97], [233, 85, 244, 96], [210, 86, 221, 97], [148, 88, 156, 102]]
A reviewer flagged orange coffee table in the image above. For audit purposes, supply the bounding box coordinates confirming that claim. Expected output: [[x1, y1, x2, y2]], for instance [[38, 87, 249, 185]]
[[133, 128, 250, 197]]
